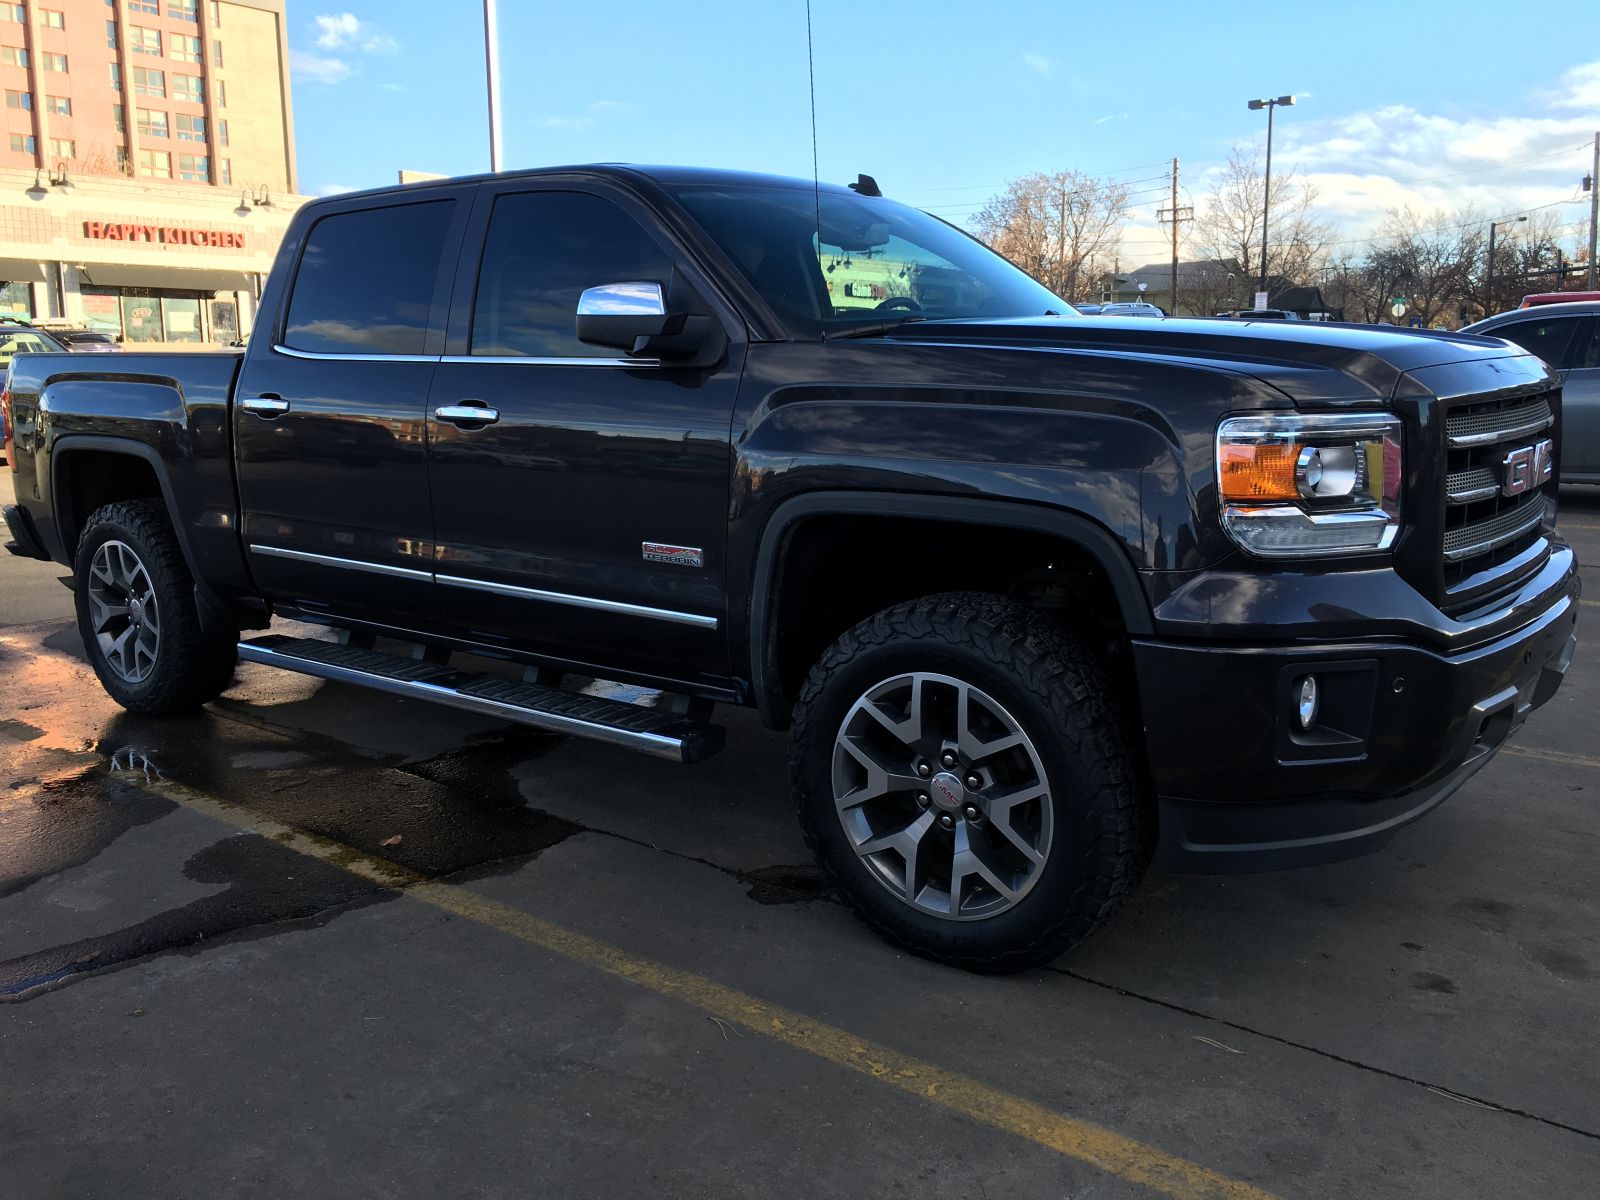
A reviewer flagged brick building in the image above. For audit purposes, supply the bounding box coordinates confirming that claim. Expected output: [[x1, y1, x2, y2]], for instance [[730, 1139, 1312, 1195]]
[[0, 0, 306, 344]]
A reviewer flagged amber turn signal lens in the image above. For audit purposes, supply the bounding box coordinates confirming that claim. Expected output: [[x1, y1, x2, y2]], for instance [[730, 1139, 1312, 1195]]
[[1218, 442, 1303, 501]]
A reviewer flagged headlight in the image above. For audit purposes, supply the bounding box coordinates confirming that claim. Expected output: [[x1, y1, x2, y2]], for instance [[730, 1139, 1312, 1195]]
[[1216, 412, 1402, 557]]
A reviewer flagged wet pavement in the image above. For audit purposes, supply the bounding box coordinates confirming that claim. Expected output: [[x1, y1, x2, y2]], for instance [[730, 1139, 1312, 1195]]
[[1, 489, 1597, 1199]]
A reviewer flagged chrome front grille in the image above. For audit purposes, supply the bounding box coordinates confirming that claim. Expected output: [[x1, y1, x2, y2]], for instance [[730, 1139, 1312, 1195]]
[[1439, 387, 1558, 607]]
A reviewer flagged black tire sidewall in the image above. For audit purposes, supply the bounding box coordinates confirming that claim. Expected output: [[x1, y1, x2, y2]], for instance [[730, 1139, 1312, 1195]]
[[795, 623, 1115, 966], [74, 507, 202, 709]]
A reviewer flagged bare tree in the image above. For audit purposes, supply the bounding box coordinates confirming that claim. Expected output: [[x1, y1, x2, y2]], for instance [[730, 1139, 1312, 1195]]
[[971, 170, 1132, 302], [1193, 144, 1331, 290], [1368, 208, 1482, 327]]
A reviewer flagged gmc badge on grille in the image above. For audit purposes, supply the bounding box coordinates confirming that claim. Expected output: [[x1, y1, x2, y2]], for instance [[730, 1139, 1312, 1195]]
[[1502, 439, 1555, 497], [642, 542, 704, 568]]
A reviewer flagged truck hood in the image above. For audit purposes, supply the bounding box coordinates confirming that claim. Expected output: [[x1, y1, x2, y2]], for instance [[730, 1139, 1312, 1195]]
[[881, 315, 1532, 405]]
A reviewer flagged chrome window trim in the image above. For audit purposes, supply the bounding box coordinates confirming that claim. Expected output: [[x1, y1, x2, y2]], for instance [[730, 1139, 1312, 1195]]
[[273, 343, 440, 364], [438, 354, 661, 368], [250, 544, 434, 581], [435, 572, 718, 629], [249, 544, 718, 629]]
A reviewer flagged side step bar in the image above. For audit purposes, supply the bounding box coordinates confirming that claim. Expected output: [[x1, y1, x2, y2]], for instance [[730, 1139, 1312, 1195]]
[[236, 634, 724, 764]]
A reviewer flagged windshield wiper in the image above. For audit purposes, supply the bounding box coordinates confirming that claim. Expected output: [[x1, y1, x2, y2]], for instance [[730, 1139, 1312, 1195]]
[[826, 317, 926, 341]]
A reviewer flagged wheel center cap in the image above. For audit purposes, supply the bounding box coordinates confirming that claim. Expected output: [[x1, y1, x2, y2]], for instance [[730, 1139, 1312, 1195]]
[[929, 772, 965, 811], [129, 598, 143, 620]]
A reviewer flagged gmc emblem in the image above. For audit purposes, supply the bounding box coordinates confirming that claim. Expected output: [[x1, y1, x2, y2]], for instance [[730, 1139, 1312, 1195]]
[[1502, 438, 1554, 497]]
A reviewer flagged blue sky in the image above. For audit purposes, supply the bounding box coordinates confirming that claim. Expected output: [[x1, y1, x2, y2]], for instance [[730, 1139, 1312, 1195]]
[[289, 1, 1600, 264]]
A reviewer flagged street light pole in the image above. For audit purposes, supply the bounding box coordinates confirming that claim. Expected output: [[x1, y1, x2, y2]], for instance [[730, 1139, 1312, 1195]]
[[1485, 215, 1527, 317], [1247, 95, 1296, 300], [483, 0, 503, 172]]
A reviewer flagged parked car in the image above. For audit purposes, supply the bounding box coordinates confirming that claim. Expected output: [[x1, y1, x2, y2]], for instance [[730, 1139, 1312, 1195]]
[[1093, 301, 1164, 317], [1216, 308, 1300, 320], [1073, 303, 1104, 315], [1463, 300, 1599, 483], [1, 166, 1580, 971], [0, 320, 66, 376], [1520, 291, 1600, 309], [49, 329, 123, 353]]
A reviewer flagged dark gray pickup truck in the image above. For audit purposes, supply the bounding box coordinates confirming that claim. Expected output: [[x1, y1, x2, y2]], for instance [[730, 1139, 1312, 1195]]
[[1, 166, 1580, 971]]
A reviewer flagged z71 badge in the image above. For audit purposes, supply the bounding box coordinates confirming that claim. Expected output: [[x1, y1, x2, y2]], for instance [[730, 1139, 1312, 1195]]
[[642, 542, 704, 568]]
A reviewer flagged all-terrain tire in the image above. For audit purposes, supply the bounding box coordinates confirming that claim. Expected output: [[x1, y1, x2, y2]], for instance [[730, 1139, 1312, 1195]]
[[789, 592, 1147, 973], [73, 499, 238, 714]]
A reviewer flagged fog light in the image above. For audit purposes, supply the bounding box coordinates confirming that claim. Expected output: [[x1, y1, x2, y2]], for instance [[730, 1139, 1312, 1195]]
[[1296, 675, 1320, 729]]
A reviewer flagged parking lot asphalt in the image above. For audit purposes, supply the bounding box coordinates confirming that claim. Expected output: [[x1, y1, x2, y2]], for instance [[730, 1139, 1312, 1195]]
[[2, 490, 1598, 1199]]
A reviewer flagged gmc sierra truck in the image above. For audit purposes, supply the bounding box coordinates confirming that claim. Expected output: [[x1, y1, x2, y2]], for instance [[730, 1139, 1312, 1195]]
[[1, 166, 1581, 972]]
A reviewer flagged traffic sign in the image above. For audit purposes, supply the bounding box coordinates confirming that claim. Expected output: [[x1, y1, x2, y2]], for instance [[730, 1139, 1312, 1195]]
[[1391, 302, 1407, 318]]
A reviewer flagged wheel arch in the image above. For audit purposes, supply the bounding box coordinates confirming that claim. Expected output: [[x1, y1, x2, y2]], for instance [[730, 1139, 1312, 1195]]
[[747, 492, 1153, 729]]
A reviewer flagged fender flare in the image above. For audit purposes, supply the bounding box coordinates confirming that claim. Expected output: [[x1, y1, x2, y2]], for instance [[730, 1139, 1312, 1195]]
[[746, 491, 1153, 728]]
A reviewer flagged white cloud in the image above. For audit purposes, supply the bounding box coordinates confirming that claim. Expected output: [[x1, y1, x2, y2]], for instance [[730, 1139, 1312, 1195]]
[[314, 182, 356, 196], [313, 11, 397, 55], [531, 101, 630, 132], [1022, 52, 1049, 74], [534, 115, 592, 131], [1094, 112, 1130, 125], [1543, 60, 1600, 110], [291, 49, 352, 85]]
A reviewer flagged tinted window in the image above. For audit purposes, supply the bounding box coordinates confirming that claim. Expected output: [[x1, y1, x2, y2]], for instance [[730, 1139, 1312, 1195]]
[[1573, 320, 1600, 370], [470, 191, 673, 358], [284, 200, 454, 355], [1491, 317, 1580, 368]]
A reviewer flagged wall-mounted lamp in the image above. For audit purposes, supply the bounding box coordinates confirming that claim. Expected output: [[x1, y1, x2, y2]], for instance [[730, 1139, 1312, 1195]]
[[48, 161, 72, 193], [234, 185, 273, 217], [25, 169, 49, 201]]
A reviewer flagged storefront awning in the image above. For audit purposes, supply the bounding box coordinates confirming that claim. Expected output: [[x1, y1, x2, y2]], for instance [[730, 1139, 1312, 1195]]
[[77, 264, 256, 293], [0, 258, 47, 283]]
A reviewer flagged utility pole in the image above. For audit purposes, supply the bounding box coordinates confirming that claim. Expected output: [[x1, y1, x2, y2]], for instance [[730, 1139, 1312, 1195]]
[[1057, 186, 1067, 298], [1156, 158, 1193, 314], [483, 0, 503, 172], [1587, 131, 1598, 289]]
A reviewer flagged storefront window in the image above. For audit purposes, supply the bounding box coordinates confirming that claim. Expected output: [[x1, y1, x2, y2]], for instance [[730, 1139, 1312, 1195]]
[[121, 292, 163, 343], [81, 287, 122, 337], [210, 298, 238, 342], [0, 280, 33, 319], [163, 296, 202, 343]]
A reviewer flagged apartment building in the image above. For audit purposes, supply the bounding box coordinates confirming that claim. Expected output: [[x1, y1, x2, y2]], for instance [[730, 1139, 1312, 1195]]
[[0, 0, 304, 344]]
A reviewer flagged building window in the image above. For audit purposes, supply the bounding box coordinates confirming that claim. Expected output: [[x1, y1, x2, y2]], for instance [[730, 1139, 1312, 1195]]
[[110, 62, 122, 91], [211, 40, 223, 67], [115, 145, 129, 172], [9, 132, 36, 154], [44, 95, 70, 115], [219, 156, 230, 185], [177, 152, 207, 182], [133, 67, 164, 97], [217, 118, 228, 146], [137, 148, 171, 178], [42, 9, 65, 29], [40, 52, 68, 72], [208, 2, 220, 26], [129, 0, 159, 14], [169, 0, 197, 21], [173, 73, 202, 103], [1, 4, 22, 22], [0, 280, 33, 321], [106, 18, 117, 49], [130, 26, 162, 56], [136, 107, 169, 138], [214, 78, 226, 107], [4, 88, 31, 110], [172, 33, 200, 63], [176, 112, 204, 141], [49, 137, 74, 159], [112, 103, 125, 132], [2, 46, 29, 68]]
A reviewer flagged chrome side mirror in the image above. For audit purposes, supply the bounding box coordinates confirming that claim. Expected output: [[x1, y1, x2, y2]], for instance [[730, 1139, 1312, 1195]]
[[575, 282, 672, 355]]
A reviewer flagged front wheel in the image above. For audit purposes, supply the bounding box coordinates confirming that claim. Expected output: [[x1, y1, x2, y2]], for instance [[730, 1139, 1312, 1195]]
[[74, 499, 238, 714], [789, 593, 1147, 973]]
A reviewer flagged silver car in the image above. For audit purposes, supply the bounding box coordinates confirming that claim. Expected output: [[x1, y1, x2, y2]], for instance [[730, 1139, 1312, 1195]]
[[1463, 301, 1600, 483]]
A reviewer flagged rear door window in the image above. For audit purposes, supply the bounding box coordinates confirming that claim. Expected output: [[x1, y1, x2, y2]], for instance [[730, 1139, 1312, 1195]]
[[468, 190, 674, 358], [1489, 316, 1582, 368], [284, 200, 455, 355]]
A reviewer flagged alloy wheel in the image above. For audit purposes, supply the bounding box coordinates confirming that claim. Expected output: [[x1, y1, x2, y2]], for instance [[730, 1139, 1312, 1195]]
[[86, 539, 161, 685]]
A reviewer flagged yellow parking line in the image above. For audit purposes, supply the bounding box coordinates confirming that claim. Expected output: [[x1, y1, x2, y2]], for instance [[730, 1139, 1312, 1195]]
[[146, 777, 1273, 1200], [1505, 744, 1600, 770], [1581, 599, 1599, 609]]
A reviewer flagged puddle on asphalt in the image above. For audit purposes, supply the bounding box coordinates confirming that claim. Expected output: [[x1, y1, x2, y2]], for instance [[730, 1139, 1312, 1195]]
[[0, 632, 585, 1001]]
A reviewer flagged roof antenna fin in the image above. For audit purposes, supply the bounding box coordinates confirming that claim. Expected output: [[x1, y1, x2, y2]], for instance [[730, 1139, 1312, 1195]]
[[847, 174, 882, 197]]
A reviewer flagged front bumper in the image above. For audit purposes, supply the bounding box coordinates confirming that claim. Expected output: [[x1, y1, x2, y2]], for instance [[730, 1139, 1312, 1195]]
[[1134, 579, 1580, 873]]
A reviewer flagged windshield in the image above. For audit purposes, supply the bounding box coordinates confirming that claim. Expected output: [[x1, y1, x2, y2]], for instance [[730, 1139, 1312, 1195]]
[[0, 328, 65, 371], [669, 183, 1077, 337]]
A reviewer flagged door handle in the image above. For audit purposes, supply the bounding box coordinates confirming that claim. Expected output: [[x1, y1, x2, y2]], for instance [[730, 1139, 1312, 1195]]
[[435, 403, 500, 426], [240, 396, 290, 417]]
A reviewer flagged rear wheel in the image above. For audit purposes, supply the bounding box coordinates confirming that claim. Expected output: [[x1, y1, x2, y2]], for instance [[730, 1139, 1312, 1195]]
[[789, 593, 1146, 973], [74, 499, 238, 714]]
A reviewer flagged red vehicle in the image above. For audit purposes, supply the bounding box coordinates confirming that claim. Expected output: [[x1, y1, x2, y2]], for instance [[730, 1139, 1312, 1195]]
[[1520, 291, 1600, 308]]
